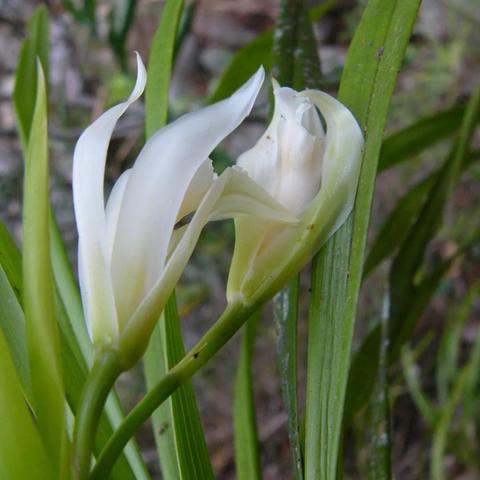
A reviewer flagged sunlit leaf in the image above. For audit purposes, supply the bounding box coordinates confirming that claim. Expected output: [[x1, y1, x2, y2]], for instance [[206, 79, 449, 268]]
[[22, 62, 67, 474], [305, 1, 421, 479]]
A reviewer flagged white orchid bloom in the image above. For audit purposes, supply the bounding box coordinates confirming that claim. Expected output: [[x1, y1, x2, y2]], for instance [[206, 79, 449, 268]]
[[73, 55, 293, 367], [227, 80, 364, 304]]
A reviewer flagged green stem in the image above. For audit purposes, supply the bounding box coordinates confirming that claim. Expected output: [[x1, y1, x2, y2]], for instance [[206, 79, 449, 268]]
[[91, 301, 250, 479], [72, 349, 122, 480]]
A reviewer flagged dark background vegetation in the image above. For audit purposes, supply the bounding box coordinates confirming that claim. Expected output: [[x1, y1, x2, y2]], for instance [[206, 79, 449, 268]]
[[1, 0, 479, 478]]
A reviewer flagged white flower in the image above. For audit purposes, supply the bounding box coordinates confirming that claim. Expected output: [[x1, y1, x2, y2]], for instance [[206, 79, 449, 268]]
[[73, 55, 292, 366], [227, 81, 364, 304]]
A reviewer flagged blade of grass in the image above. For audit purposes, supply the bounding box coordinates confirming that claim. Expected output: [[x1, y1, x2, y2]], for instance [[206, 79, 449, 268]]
[[401, 345, 438, 427], [144, 320, 180, 479], [161, 295, 214, 479], [388, 85, 480, 360], [143, 2, 214, 477], [0, 264, 30, 398], [271, 2, 322, 477], [274, 278, 303, 480], [13, 5, 49, 152], [0, 327, 54, 478], [378, 102, 479, 172], [234, 312, 261, 480], [436, 281, 480, 404], [145, 0, 184, 138], [431, 363, 469, 480], [343, 323, 382, 426], [0, 221, 22, 301], [365, 143, 480, 277], [304, 1, 421, 478], [22, 62, 66, 474], [367, 307, 391, 480]]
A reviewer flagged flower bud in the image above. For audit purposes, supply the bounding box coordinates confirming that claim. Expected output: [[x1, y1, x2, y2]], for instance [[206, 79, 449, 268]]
[[227, 81, 364, 305]]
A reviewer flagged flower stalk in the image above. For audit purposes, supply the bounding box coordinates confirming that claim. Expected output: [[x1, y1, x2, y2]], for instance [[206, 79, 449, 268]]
[[91, 301, 252, 479], [72, 349, 122, 480]]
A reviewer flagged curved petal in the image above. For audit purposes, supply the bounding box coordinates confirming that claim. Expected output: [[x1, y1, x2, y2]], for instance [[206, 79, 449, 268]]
[[111, 67, 265, 327], [118, 166, 293, 360], [105, 169, 131, 260], [301, 90, 364, 231], [237, 83, 325, 215], [73, 53, 146, 342], [231, 92, 364, 302]]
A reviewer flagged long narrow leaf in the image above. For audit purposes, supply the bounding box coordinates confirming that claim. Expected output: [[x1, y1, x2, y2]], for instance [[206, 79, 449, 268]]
[[0, 221, 22, 301], [377, 103, 478, 172], [343, 323, 382, 426], [164, 297, 214, 479], [143, 2, 213, 477], [304, 2, 421, 479], [271, 2, 322, 477], [0, 265, 30, 399], [0, 327, 54, 478], [145, 0, 184, 137], [274, 278, 303, 480], [388, 85, 480, 359], [234, 313, 261, 480], [436, 281, 480, 404], [367, 315, 391, 480], [13, 5, 49, 151], [23, 63, 66, 473]]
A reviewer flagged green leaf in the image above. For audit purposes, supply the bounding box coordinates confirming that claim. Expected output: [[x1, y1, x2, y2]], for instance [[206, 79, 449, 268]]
[[0, 327, 54, 479], [401, 345, 437, 427], [388, 85, 480, 360], [145, 296, 214, 480], [143, 2, 213, 477], [366, 318, 391, 480], [436, 281, 480, 405], [145, 0, 184, 138], [365, 143, 480, 277], [364, 174, 434, 277], [13, 5, 49, 152], [270, 1, 320, 477], [431, 363, 469, 480], [377, 103, 477, 172], [0, 264, 30, 400], [461, 282, 480, 423], [304, 1, 421, 479], [0, 220, 22, 302], [234, 312, 261, 480], [144, 320, 180, 479], [22, 62, 67, 474], [274, 277, 303, 479], [343, 323, 382, 426]]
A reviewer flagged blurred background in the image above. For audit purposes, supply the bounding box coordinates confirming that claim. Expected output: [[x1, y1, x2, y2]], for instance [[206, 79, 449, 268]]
[[0, 0, 479, 478]]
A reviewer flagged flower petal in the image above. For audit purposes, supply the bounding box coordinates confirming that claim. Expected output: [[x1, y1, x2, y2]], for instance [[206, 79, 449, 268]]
[[105, 169, 131, 261], [118, 166, 293, 360], [73, 53, 146, 342], [111, 67, 265, 327], [237, 83, 325, 215], [229, 91, 364, 303], [300, 89, 363, 231]]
